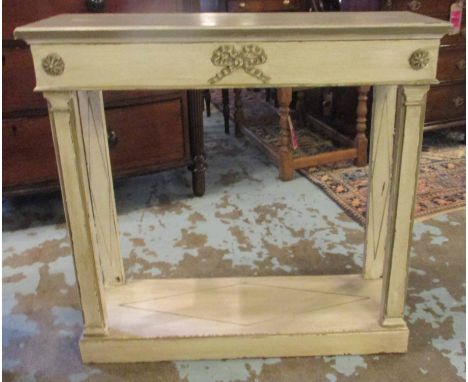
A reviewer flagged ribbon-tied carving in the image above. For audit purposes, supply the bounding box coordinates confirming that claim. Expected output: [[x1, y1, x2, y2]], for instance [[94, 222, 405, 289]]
[[208, 44, 270, 85]]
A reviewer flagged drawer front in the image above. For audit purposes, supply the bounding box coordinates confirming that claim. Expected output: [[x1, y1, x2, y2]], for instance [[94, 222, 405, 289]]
[[3, 0, 192, 40], [426, 83, 466, 123], [384, 0, 454, 17], [3, 48, 47, 114], [103, 90, 187, 108], [441, 30, 466, 46], [4, 1, 86, 40], [105, 98, 190, 172], [437, 46, 466, 82], [384, 0, 466, 44], [3, 98, 190, 189], [3, 116, 59, 187], [227, 0, 305, 12]]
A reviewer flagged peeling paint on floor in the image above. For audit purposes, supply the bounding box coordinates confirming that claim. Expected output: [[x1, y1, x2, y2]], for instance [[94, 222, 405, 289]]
[[2, 111, 465, 381]]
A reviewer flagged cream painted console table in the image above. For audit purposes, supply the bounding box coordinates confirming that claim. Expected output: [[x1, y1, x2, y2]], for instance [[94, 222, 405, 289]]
[[15, 12, 450, 363]]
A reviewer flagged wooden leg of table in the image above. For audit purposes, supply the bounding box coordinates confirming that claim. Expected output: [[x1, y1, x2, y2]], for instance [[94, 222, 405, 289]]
[[265, 88, 271, 103], [234, 89, 244, 138], [296, 90, 306, 128], [204, 89, 211, 117], [363, 86, 397, 280], [354, 86, 371, 167], [222, 89, 230, 135], [187, 90, 206, 197], [277, 87, 294, 181], [44, 91, 118, 336], [380, 85, 429, 327]]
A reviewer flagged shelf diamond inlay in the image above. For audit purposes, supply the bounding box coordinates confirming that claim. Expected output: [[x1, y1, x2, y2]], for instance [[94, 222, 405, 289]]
[[122, 282, 368, 326]]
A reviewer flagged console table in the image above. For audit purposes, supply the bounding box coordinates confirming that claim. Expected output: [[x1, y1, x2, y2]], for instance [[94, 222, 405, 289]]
[[15, 12, 450, 363]]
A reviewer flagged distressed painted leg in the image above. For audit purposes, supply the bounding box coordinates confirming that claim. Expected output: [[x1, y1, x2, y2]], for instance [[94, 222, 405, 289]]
[[234, 88, 244, 138], [187, 90, 207, 197], [354, 86, 371, 167], [44, 91, 113, 336], [364, 86, 397, 280], [76, 91, 125, 286], [277, 87, 294, 181], [380, 85, 429, 327], [222, 89, 230, 134]]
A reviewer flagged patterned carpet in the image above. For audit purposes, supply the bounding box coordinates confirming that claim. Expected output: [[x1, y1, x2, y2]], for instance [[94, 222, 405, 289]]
[[211, 90, 466, 225]]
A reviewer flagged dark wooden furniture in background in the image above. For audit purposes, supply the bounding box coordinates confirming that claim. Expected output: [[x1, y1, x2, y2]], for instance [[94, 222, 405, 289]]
[[211, 0, 313, 138], [382, 0, 466, 131], [3, 0, 207, 196], [206, 0, 370, 168], [300, 0, 465, 166]]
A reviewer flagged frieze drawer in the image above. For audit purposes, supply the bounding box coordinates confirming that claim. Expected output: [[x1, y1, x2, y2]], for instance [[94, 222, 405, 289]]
[[30, 40, 441, 89]]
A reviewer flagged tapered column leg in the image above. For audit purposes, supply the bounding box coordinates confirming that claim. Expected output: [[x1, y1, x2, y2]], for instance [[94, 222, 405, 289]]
[[44, 91, 122, 337], [364, 86, 397, 280], [354, 86, 371, 167], [187, 90, 206, 197], [277, 87, 294, 181], [380, 85, 429, 327], [222, 89, 230, 134], [76, 91, 125, 287], [234, 89, 244, 138]]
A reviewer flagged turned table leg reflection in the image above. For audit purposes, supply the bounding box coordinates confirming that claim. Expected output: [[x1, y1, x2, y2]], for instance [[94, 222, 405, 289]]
[[187, 90, 207, 197], [355, 85, 371, 167], [277, 87, 294, 181], [222, 89, 230, 134], [234, 89, 244, 138]]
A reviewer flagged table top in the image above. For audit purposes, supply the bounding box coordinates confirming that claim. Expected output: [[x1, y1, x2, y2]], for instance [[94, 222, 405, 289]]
[[15, 12, 450, 43]]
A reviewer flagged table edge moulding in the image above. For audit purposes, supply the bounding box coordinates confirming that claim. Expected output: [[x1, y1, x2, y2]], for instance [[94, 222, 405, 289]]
[[14, 12, 451, 363]]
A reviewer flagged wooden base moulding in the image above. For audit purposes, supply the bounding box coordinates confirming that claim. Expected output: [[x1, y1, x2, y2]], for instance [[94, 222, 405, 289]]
[[80, 274, 408, 363]]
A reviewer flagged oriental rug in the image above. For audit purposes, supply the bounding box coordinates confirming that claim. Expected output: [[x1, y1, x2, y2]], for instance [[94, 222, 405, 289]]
[[211, 89, 466, 225]]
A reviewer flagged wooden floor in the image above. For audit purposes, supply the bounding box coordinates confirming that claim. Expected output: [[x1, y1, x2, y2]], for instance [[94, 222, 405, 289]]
[[80, 274, 409, 363]]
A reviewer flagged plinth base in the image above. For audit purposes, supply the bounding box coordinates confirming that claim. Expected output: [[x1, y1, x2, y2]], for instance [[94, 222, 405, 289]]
[[80, 274, 408, 363]]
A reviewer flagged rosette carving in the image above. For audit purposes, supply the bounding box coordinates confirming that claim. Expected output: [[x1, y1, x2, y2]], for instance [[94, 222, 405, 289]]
[[42, 53, 65, 76], [409, 49, 429, 70]]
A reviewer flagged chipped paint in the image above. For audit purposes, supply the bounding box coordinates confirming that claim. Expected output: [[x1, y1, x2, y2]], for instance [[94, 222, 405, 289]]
[[408, 287, 465, 378], [176, 358, 281, 382], [324, 355, 368, 377]]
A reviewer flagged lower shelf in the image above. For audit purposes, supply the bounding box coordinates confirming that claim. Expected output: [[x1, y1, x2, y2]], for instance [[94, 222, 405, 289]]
[[80, 274, 409, 363]]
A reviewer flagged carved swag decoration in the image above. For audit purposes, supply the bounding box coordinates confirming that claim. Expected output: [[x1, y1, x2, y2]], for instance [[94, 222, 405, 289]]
[[208, 44, 270, 85]]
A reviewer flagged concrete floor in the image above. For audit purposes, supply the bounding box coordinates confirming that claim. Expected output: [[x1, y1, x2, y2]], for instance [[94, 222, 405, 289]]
[[3, 111, 466, 381]]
